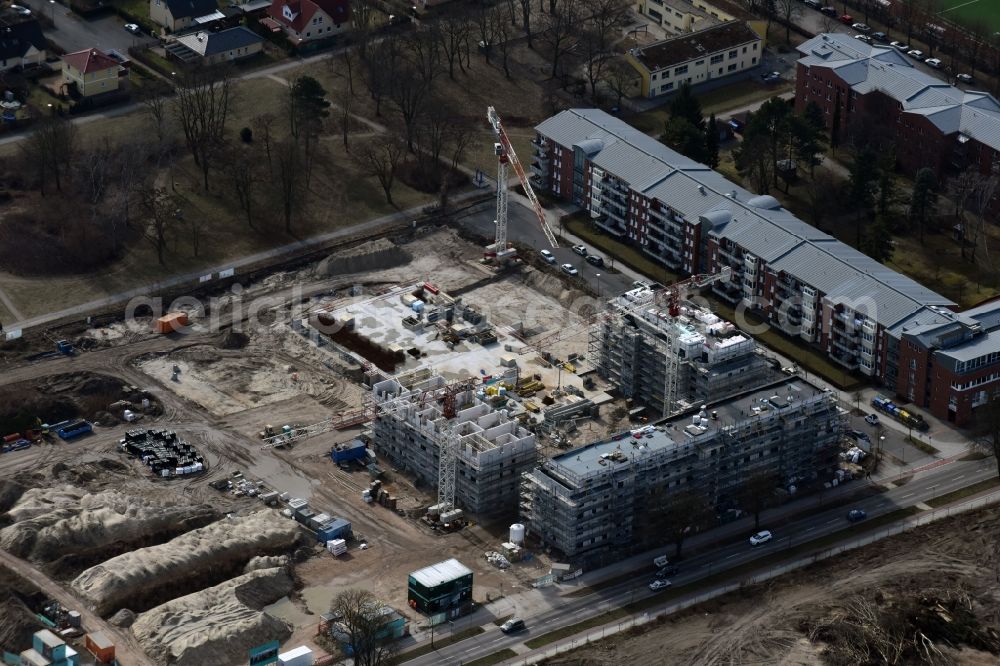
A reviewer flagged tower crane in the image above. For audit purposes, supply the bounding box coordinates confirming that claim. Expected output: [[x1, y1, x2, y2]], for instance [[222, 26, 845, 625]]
[[651, 268, 732, 416], [485, 106, 559, 262]]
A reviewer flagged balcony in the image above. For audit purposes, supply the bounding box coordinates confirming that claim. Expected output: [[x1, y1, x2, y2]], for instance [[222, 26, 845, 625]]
[[643, 242, 682, 269], [529, 163, 547, 179], [530, 137, 549, 153], [800, 327, 816, 343], [713, 282, 741, 304], [831, 336, 858, 353], [831, 351, 860, 370]]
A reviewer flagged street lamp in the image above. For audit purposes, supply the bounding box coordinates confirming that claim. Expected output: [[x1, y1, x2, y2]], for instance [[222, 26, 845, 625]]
[[878, 435, 885, 471], [595, 273, 602, 298], [48, 0, 55, 21]]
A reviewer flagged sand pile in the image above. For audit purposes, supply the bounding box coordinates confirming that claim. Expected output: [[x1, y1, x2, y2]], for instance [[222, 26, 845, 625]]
[[132, 566, 294, 666], [72, 510, 300, 615], [0, 486, 217, 563]]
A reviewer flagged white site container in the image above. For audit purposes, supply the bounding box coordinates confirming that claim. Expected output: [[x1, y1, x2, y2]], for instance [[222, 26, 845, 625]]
[[278, 645, 314, 666]]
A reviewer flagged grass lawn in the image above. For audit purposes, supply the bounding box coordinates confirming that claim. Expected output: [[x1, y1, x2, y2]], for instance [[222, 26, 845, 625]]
[[940, 0, 1000, 33], [625, 79, 793, 136], [924, 476, 1000, 508], [394, 626, 485, 662], [463, 649, 518, 666]]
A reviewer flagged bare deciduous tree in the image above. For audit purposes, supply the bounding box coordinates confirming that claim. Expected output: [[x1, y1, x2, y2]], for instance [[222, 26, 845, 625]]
[[223, 144, 260, 229], [139, 187, 178, 265], [358, 138, 405, 206], [540, 0, 580, 79], [21, 114, 78, 195], [602, 57, 636, 108], [330, 589, 398, 666], [271, 139, 307, 233], [173, 67, 234, 191], [140, 87, 171, 153], [436, 13, 473, 78], [774, 0, 801, 45], [519, 0, 533, 47]]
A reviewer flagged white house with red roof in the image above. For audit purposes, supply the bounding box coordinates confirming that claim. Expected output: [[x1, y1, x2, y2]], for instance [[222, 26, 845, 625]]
[[62, 48, 121, 97], [263, 0, 350, 45]]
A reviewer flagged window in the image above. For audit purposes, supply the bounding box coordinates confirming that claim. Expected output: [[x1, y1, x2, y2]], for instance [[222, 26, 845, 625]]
[[710, 54, 723, 64], [728, 49, 737, 58], [753, 43, 758, 50], [674, 65, 688, 75], [652, 72, 658, 80], [752, 57, 757, 64], [742, 46, 747, 53], [695, 59, 704, 65], [727, 63, 736, 72]]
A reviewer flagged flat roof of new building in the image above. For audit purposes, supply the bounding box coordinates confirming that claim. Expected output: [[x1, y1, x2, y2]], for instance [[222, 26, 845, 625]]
[[88, 632, 113, 649], [35, 629, 63, 648], [551, 377, 829, 478], [631, 21, 761, 73], [410, 558, 473, 587]]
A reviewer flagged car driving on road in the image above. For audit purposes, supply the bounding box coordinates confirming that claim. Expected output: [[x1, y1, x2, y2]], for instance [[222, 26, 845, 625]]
[[539, 249, 556, 264], [648, 579, 671, 591], [749, 530, 773, 546], [656, 564, 678, 578], [864, 413, 879, 426], [847, 509, 867, 522], [561, 263, 578, 276], [572, 244, 587, 256], [501, 618, 526, 633], [124, 23, 142, 34]]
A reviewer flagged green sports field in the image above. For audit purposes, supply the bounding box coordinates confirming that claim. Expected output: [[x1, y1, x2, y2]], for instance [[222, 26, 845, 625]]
[[940, 0, 1000, 33]]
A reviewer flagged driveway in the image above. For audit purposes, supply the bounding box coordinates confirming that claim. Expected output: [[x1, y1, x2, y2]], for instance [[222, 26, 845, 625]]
[[24, 0, 156, 55]]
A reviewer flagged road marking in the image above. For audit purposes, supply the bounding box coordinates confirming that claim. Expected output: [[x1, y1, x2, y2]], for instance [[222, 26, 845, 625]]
[[954, 475, 966, 481], [901, 492, 914, 499], [725, 553, 740, 560]]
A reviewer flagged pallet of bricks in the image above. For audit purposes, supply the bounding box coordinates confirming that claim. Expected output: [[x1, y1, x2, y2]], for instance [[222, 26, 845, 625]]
[[118, 429, 205, 478]]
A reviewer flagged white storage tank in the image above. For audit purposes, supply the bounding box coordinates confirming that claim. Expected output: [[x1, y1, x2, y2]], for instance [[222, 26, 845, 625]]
[[509, 523, 525, 545]]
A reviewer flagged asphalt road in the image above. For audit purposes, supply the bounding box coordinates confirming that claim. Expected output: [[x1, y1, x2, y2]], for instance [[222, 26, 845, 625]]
[[456, 200, 636, 298], [405, 454, 998, 665], [25, 0, 156, 55]]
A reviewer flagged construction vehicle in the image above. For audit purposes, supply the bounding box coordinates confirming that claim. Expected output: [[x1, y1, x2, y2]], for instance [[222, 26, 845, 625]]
[[259, 424, 275, 439], [484, 106, 558, 264]]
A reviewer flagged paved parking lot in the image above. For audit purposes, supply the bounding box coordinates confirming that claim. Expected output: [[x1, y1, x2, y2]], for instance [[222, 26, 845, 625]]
[[25, 0, 156, 55]]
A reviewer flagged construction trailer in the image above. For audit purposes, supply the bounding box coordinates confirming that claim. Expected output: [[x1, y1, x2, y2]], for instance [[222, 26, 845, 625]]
[[589, 281, 775, 417], [520, 377, 843, 567], [370, 373, 537, 520]]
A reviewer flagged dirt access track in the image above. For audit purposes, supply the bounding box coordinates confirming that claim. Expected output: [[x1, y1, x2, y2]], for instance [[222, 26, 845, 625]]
[[543, 503, 1000, 666]]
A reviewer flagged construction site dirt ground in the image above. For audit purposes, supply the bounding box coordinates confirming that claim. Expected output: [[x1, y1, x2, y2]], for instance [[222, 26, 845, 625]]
[[0, 226, 607, 662], [542, 503, 1000, 666]]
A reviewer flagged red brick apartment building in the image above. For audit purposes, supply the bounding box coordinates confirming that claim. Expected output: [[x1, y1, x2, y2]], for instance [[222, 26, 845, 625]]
[[530, 108, 1000, 426], [794, 33, 1000, 214]]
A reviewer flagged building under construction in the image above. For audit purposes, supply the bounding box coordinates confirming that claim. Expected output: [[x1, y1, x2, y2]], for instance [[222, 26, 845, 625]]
[[371, 373, 537, 520], [589, 284, 776, 417], [519, 377, 842, 566]]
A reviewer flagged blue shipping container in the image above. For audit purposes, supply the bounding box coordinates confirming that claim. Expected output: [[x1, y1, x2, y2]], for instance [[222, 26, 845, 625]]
[[58, 421, 92, 440], [331, 439, 367, 464], [317, 518, 352, 543]]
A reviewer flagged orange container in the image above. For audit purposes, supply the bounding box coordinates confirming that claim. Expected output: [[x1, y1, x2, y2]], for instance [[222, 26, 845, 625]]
[[155, 312, 188, 334], [86, 632, 115, 663]]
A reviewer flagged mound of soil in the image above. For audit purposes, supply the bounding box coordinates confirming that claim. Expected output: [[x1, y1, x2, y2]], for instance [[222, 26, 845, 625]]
[[0, 372, 161, 434], [0, 564, 47, 654], [218, 331, 250, 350]]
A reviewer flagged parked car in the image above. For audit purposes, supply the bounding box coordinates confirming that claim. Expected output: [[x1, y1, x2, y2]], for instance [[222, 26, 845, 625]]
[[925, 57, 943, 69], [656, 565, 679, 578], [761, 71, 781, 83], [890, 41, 910, 51], [847, 509, 868, 522], [124, 23, 142, 34], [864, 413, 880, 426], [854, 34, 873, 44], [9, 4, 31, 15], [749, 530, 773, 546], [956, 73, 974, 83], [501, 618, 526, 633], [852, 23, 871, 33], [539, 249, 556, 264], [572, 244, 588, 256], [632, 280, 651, 289], [804, 0, 822, 8], [907, 49, 925, 60], [820, 6, 837, 17], [727, 118, 745, 133], [839, 14, 853, 24], [561, 263, 578, 276], [649, 579, 672, 591], [585, 254, 604, 267], [872, 31, 888, 42], [849, 429, 871, 443]]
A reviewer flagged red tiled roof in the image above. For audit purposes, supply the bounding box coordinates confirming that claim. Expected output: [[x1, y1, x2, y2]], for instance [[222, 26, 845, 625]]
[[267, 0, 349, 33], [62, 48, 119, 74]]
